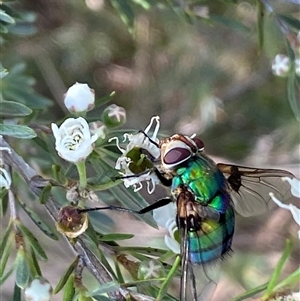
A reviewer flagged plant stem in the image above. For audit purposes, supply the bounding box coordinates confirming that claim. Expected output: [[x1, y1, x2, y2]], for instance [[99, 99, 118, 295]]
[[76, 160, 87, 189]]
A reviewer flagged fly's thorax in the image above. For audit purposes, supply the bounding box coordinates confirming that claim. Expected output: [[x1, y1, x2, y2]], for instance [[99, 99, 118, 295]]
[[170, 155, 227, 207], [159, 134, 204, 171]]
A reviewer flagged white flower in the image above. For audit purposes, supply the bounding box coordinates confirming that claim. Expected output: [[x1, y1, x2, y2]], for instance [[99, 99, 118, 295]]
[[64, 83, 95, 113], [24, 277, 52, 301], [272, 54, 291, 77], [109, 116, 161, 193], [0, 167, 11, 189], [153, 202, 180, 254], [51, 117, 98, 163], [270, 177, 300, 238]]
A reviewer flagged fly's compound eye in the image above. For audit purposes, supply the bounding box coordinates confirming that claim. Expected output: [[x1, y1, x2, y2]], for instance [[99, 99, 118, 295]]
[[163, 147, 191, 165], [192, 137, 204, 151]]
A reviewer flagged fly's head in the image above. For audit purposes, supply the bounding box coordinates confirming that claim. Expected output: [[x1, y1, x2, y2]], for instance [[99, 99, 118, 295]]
[[159, 134, 204, 170]]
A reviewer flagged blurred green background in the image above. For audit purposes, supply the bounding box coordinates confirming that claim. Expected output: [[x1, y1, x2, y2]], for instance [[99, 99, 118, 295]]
[[1, 0, 299, 300], [3, 1, 300, 160]]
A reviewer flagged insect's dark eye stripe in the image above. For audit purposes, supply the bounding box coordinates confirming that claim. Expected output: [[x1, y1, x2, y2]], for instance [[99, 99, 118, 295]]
[[168, 134, 197, 153], [164, 147, 191, 164], [178, 135, 198, 153], [192, 137, 205, 151]]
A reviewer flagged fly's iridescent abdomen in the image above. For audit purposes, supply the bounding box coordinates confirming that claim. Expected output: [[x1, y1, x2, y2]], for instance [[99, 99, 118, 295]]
[[172, 155, 235, 264], [188, 206, 234, 264]]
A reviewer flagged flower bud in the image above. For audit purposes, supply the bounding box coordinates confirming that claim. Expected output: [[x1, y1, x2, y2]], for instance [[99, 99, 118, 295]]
[[137, 259, 165, 280], [64, 83, 95, 114], [56, 206, 88, 238], [271, 54, 291, 77], [89, 121, 108, 141], [66, 186, 79, 203], [102, 104, 126, 128], [24, 277, 52, 301]]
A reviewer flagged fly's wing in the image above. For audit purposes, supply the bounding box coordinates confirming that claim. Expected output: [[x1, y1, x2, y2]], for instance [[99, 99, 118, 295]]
[[184, 261, 220, 301], [178, 221, 220, 301], [217, 163, 295, 217]]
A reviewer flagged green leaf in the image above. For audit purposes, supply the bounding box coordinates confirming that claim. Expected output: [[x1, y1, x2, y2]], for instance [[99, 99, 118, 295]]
[[13, 283, 21, 301], [98, 233, 134, 241], [2, 63, 52, 109], [39, 183, 52, 204], [0, 239, 12, 278], [209, 15, 250, 32], [30, 246, 42, 276], [114, 258, 124, 283], [132, 0, 151, 10], [0, 100, 32, 118], [115, 245, 166, 257], [87, 281, 120, 296], [263, 239, 293, 299], [0, 265, 14, 285], [62, 273, 75, 301], [17, 198, 59, 240], [54, 257, 79, 294], [156, 255, 180, 300], [0, 3, 22, 19], [15, 247, 30, 289], [287, 71, 300, 120], [33, 136, 50, 154], [0, 23, 8, 33], [0, 9, 15, 24], [17, 223, 48, 260], [230, 282, 268, 301], [273, 267, 300, 292], [92, 296, 113, 301], [110, 0, 134, 29], [0, 124, 37, 139], [0, 222, 12, 262], [279, 14, 300, 30], [0, 67, 8, 79], [257, 0, 264, 50], [94, 91, 116, 108], [0, 188, 8, 216]]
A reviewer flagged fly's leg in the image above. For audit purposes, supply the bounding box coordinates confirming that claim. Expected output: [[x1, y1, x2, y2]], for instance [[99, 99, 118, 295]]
[[154, 168, 172, 187], [79, 197, 173, 215]]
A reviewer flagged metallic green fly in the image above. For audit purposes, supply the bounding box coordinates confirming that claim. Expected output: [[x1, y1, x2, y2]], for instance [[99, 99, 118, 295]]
[[150, 133, 295, 300], [82, 132, 295, 301]]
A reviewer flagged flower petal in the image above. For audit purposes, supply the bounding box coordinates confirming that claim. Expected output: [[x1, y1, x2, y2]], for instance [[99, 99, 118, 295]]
[[110, 116, 161, 192], [153, 202, 176, 228], [164, 235, 180, 254], [0, 167, 11, 189], [282, 177, 300, 198]]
